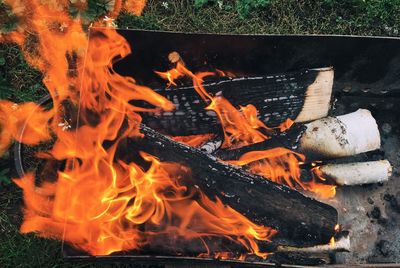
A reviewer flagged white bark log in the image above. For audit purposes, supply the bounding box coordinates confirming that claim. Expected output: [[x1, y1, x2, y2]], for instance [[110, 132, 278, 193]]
[[319, 160, 392, 186], [299, 109, 380, 159]]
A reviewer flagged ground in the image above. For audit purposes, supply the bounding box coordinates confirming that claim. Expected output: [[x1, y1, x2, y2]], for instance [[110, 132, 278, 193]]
[[1, 0, 400, 267]]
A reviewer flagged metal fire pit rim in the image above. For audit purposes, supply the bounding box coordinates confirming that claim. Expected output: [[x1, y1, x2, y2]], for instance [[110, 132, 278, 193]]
[[63, 253, 306, 268], [93, 26, 400, 41], [63, 254, 400, 268]]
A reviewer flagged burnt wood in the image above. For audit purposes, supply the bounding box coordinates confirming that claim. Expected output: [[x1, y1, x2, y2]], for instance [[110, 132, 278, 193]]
[[127, 124, 338, 248], [141, 69, 322, 136], [215, 124, 306, 161]]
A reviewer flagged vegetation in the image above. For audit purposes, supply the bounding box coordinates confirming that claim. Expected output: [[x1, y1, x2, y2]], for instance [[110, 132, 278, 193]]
[[1, 0, 400, 267]]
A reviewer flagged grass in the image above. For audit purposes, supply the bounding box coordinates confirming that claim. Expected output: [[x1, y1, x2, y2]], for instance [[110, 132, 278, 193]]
[[117, 0, 400, 35], [1, 0, 400, 267], [0, 187, 67, 267]]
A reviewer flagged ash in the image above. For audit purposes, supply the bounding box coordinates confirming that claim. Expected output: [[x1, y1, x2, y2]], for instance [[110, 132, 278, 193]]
[[328, 93, 400, 264]]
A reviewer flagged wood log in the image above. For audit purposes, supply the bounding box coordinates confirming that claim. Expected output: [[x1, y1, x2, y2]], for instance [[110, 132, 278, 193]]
[[142, 68, 333, 136], [126, 124, 338, 247], [319, 160, 392, 186], [299, 109, 380, 159], [215, 124, 306, 161], [217, 109, 380, 161], [277, 232, 350, 254]]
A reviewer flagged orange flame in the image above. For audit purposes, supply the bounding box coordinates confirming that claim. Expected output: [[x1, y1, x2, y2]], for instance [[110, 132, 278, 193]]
[[227, 148, 336, 199], [2, 0, 277, 259], [156, 62, 273, 149], [172, 134, 215, 147], [0, 100, 53, 154]]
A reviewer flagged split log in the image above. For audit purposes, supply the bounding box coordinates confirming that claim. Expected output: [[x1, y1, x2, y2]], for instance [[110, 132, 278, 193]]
[[127, 124, 338, 247], [319, 160, 392, 186], [143, 68, 333, 136], [217, 109, 380, 161]]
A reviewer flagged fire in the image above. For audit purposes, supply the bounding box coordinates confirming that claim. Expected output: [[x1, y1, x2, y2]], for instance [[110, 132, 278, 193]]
[[1, 0, 277, 259], [156, 62, 336, 199], [227, 148, 336, 198], [155, 62, 273, 148], [329, 224, 341, 247], [172, 133, 215, 147], [0, 100, 53, 155]]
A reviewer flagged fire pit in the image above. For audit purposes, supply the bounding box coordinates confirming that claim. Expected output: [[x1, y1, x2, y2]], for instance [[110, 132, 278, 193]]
[[14, 29, 400, 266]]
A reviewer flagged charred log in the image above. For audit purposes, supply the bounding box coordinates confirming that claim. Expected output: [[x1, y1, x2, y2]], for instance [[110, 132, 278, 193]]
[[127, 124, 338, 248], [215, 124, 306, 161], [142, 68, 333, 136]]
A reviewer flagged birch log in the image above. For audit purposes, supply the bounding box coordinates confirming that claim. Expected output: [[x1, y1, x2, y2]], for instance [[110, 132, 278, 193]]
[[277, 233, 350, 253], [319, 160, 392, 186], [298, 109, 380, 159]]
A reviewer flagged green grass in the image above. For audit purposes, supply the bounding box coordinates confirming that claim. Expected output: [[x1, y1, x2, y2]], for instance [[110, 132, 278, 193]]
[[1, 0, 400, 267], [117, 0, 400, 35], [0, 44, 46, 102], [0, 184, 73, 268]]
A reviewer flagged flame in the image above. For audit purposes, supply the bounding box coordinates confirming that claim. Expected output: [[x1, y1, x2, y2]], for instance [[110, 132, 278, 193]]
[[329, 237, 335, 247], [0, 100, 53, 154], [172, 134, 215, 147], [156, 62, 273, 149], [14, 153, 276, 256], [329, 224, 340, 247], [227, 148, 336, 199], [2, 0, 277, 259], [156, 62, 336, 199]]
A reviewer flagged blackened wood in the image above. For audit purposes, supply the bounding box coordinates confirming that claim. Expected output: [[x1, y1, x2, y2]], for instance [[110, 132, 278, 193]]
[[128, 125, 338, 247], [142, 68, 328, 136], [215, 124, 306, 161]]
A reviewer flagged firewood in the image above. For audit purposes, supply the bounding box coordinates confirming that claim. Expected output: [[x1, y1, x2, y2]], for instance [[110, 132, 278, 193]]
[[142, 68, 333, 136], [277, 232, 350, 254], [216, 109, 380, 161], [215, 124, 305, 161], [299, 109, 380, 159], [126, 124, 338, 248], [319, 160, 392, 186]]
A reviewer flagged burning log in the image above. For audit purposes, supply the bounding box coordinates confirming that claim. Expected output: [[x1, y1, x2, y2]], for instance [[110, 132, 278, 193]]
[[143, 67, 333, 136], [277, 232, 350, 254], [127, 124, 338, 247], [215, 124, 305, 160], [217, 109, 380, 161], [269, 232, 350, 266], [319, 160, 392, 186]]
